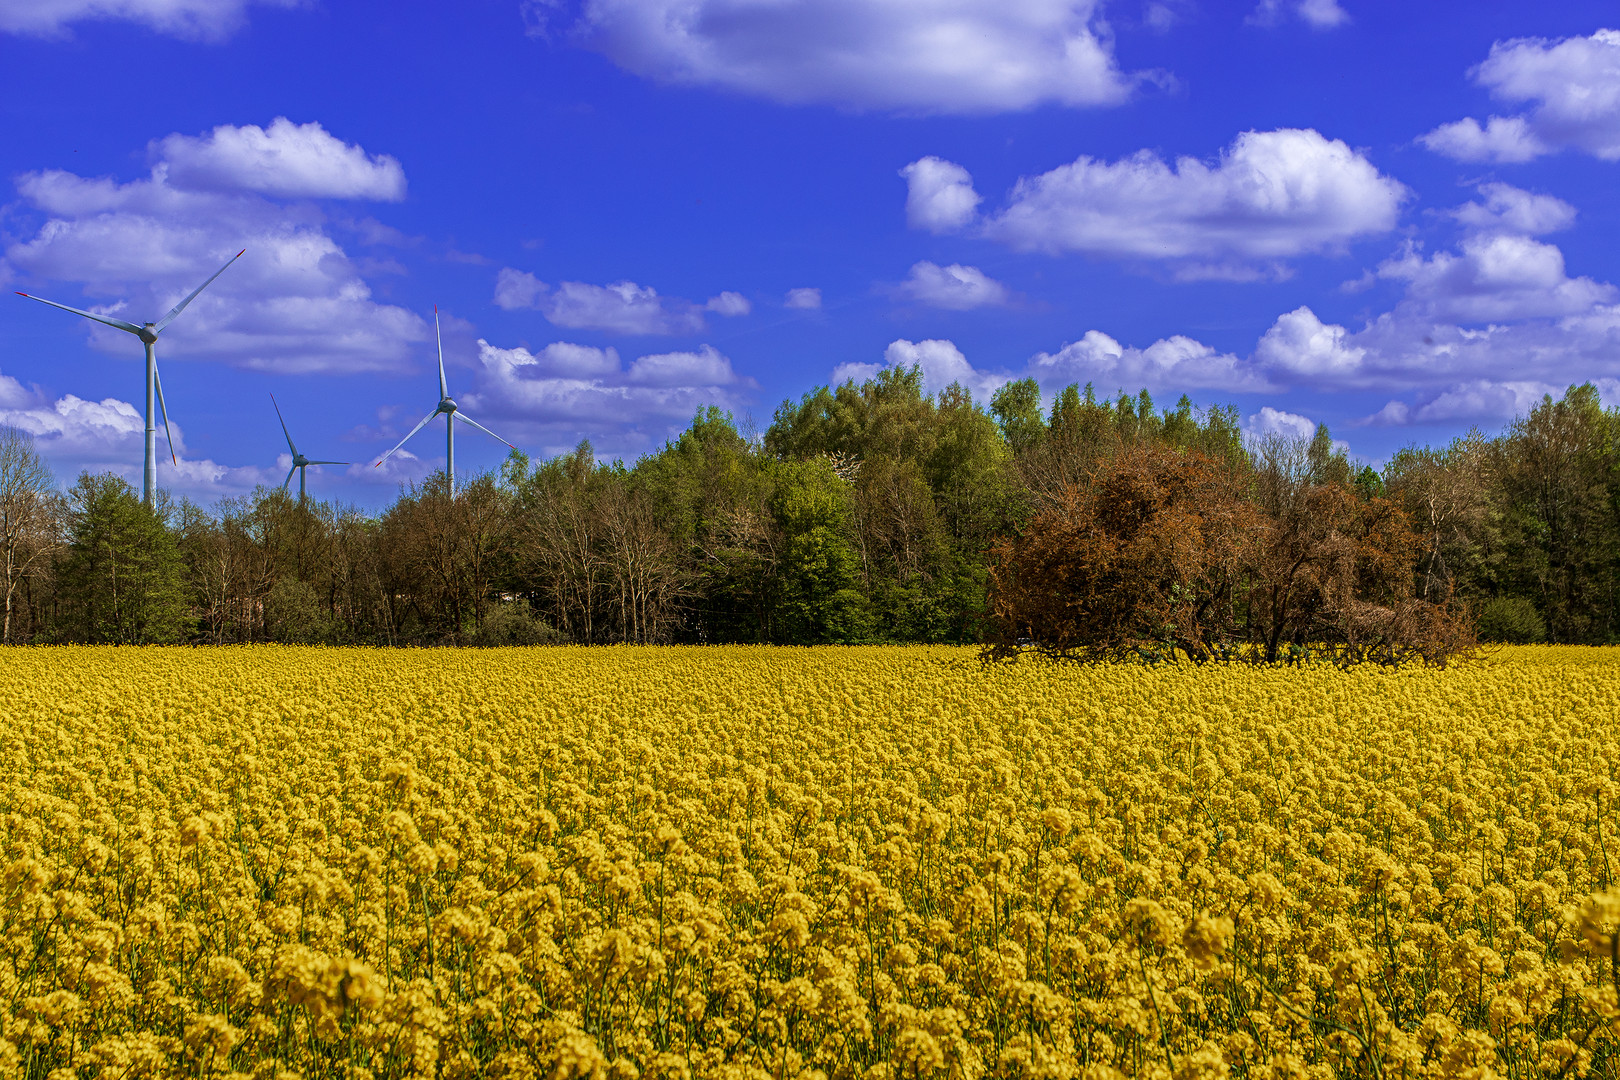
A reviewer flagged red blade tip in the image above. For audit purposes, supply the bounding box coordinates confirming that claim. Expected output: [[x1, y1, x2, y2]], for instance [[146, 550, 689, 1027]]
[[237, 249, 246, 257]]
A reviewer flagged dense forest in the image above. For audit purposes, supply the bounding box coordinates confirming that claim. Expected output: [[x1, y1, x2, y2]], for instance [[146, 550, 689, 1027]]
[[0, 367, 1611, 647]]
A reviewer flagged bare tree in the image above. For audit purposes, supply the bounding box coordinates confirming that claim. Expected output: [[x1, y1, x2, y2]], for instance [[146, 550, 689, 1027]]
[[0, 428, 57, 643]]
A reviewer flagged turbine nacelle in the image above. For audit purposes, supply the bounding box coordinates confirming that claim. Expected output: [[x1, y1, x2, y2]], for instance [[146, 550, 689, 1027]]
[[373, 306, 515, 497], [14, 248, 246, 506], [271, 392, 347, 501]]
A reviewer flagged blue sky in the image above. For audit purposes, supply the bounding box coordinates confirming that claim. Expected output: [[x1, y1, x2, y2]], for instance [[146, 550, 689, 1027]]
[[3, 0, 1619, 505]]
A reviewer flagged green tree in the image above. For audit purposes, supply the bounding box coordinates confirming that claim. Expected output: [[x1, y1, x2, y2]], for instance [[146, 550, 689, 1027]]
[[989, 378, 1045, 454], [55, 472, 189, 643], [1492, 384, 1620, 641], [769, 457, 868, 643]]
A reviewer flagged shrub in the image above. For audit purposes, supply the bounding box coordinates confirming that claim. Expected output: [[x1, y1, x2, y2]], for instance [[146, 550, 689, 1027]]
[[265, 578, 336, 644], [472, 601, 564, 646], [1477, 595, 1547, 643]]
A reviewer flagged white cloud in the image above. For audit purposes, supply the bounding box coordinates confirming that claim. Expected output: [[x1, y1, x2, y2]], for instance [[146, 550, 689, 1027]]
[[880, 338, 1011, 401], [1452, 182, 1575, 235], [494, 275, 697, 334], [1245, 406, 1317, 441], [494, 269, 734, 334], [494, 268, 548, 310], [536, 0, 1136, 114], [784, 287, 822, 310], [1375, 234, 1615, 323], [628, 345, 739, 386], [5, 127, 426, 375], [0, 372, 275, 498], [1422, 29, 1620, 162], [1419, 116, 1546, 164], [0, 0, 299, 39], [1359, 380, 1607, 426], [825, 327, 1269, 408], [1296, 0, 1348, 27], [705, 291, 751, 317], [542, 281, 702, 335], [896, 261, 1011, 310], [1249, 0, 1348, 29], [1255, 306, 1366, 377], [155, 118, 406, 201], [464, 338, 756, 459], [1246, 220, 1620, 426], [900, 157, 981, 233], [1032, 330, 1271, 392], [1409, 382, 1560, 424], [981, 128, 1406, 269]]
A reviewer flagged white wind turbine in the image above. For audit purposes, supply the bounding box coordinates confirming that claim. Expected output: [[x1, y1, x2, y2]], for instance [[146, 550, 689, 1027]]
[[373, 307, 515, 497], [271, 394, 348, 503], [15, 249, 246, 507]]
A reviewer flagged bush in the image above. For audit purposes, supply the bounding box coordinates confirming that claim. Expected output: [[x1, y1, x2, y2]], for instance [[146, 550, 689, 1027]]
[[472, 601, 564, 646], [1477, 596, 1547, 644], [265, 578, 336, 644]]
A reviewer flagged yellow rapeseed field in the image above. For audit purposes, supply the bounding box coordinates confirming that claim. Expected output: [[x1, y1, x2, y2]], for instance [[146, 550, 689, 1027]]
[[0, 645, 1617, 1080]]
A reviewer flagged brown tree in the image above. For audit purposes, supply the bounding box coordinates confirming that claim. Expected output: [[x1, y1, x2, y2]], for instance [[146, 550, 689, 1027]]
[[985, 445, 1260, 663], [0, 428, 58, 642], [986, 441, 1475, 667]]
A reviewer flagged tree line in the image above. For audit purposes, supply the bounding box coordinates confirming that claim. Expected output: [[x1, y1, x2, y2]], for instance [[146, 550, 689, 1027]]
[[0, 369, 1614, 648]]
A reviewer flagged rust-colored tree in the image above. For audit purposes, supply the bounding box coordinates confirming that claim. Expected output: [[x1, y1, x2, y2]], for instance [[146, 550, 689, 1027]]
[[985, 442, 1475, 667], [984, 445, 1260, 663]]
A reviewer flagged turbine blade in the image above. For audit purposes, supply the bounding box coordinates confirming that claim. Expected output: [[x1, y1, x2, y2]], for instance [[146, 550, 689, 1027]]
[[152, 249, 243, 333], [154, 363, 177, 466], [454, 410, 516, 449], [374, 407, 442, 468], [154, 248, 245, 333], [305, 460, 349, 466], [270, 392, 298, 455], [435, 306, 448, 399], [15, 292, 144, 336], [283, 466, 297, 491]]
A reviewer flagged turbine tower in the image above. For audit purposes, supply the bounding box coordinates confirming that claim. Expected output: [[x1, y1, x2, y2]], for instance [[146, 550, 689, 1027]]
[[15, 250, 245, 507], [374, 307, 515, 497], [272, 394, 348, 503]]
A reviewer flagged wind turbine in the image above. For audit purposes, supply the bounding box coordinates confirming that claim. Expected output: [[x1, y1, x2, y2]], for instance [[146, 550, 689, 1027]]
[[15, 250, 246, 507], [271, 394, 348, 503], [374, 307, 515, 497]]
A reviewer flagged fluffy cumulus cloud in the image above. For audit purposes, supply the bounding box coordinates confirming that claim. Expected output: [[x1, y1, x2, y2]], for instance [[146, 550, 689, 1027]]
[[826, 330, 1268, 414], [1247, 217, 1620, 427], [533, 0, 1136, 114], [154, 118, 406, 201], [1374, 235, 1616, 324], [1032, 331, 1270, 392], [0, 368, 274, 496], [830, 339, 1007, 401], [1452, 182, 1575, 235], [4, 121, 426, 375], [919, 129, 1405, 275], [842, 177, 1620, 431], [705, 291, 751, 317], [461, 338, 756, 459], [900, 158, 981, 233], [0, 0, 298, 39], [494, 269, 746, 334], [1423, 29, 1620, 162], [1245, 406, 1317, 441], [1248, 0, 1349, 29], [1255, 306, 1366, 378], [784, 287, 821, 310], [896, 262, 1011, 310]]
